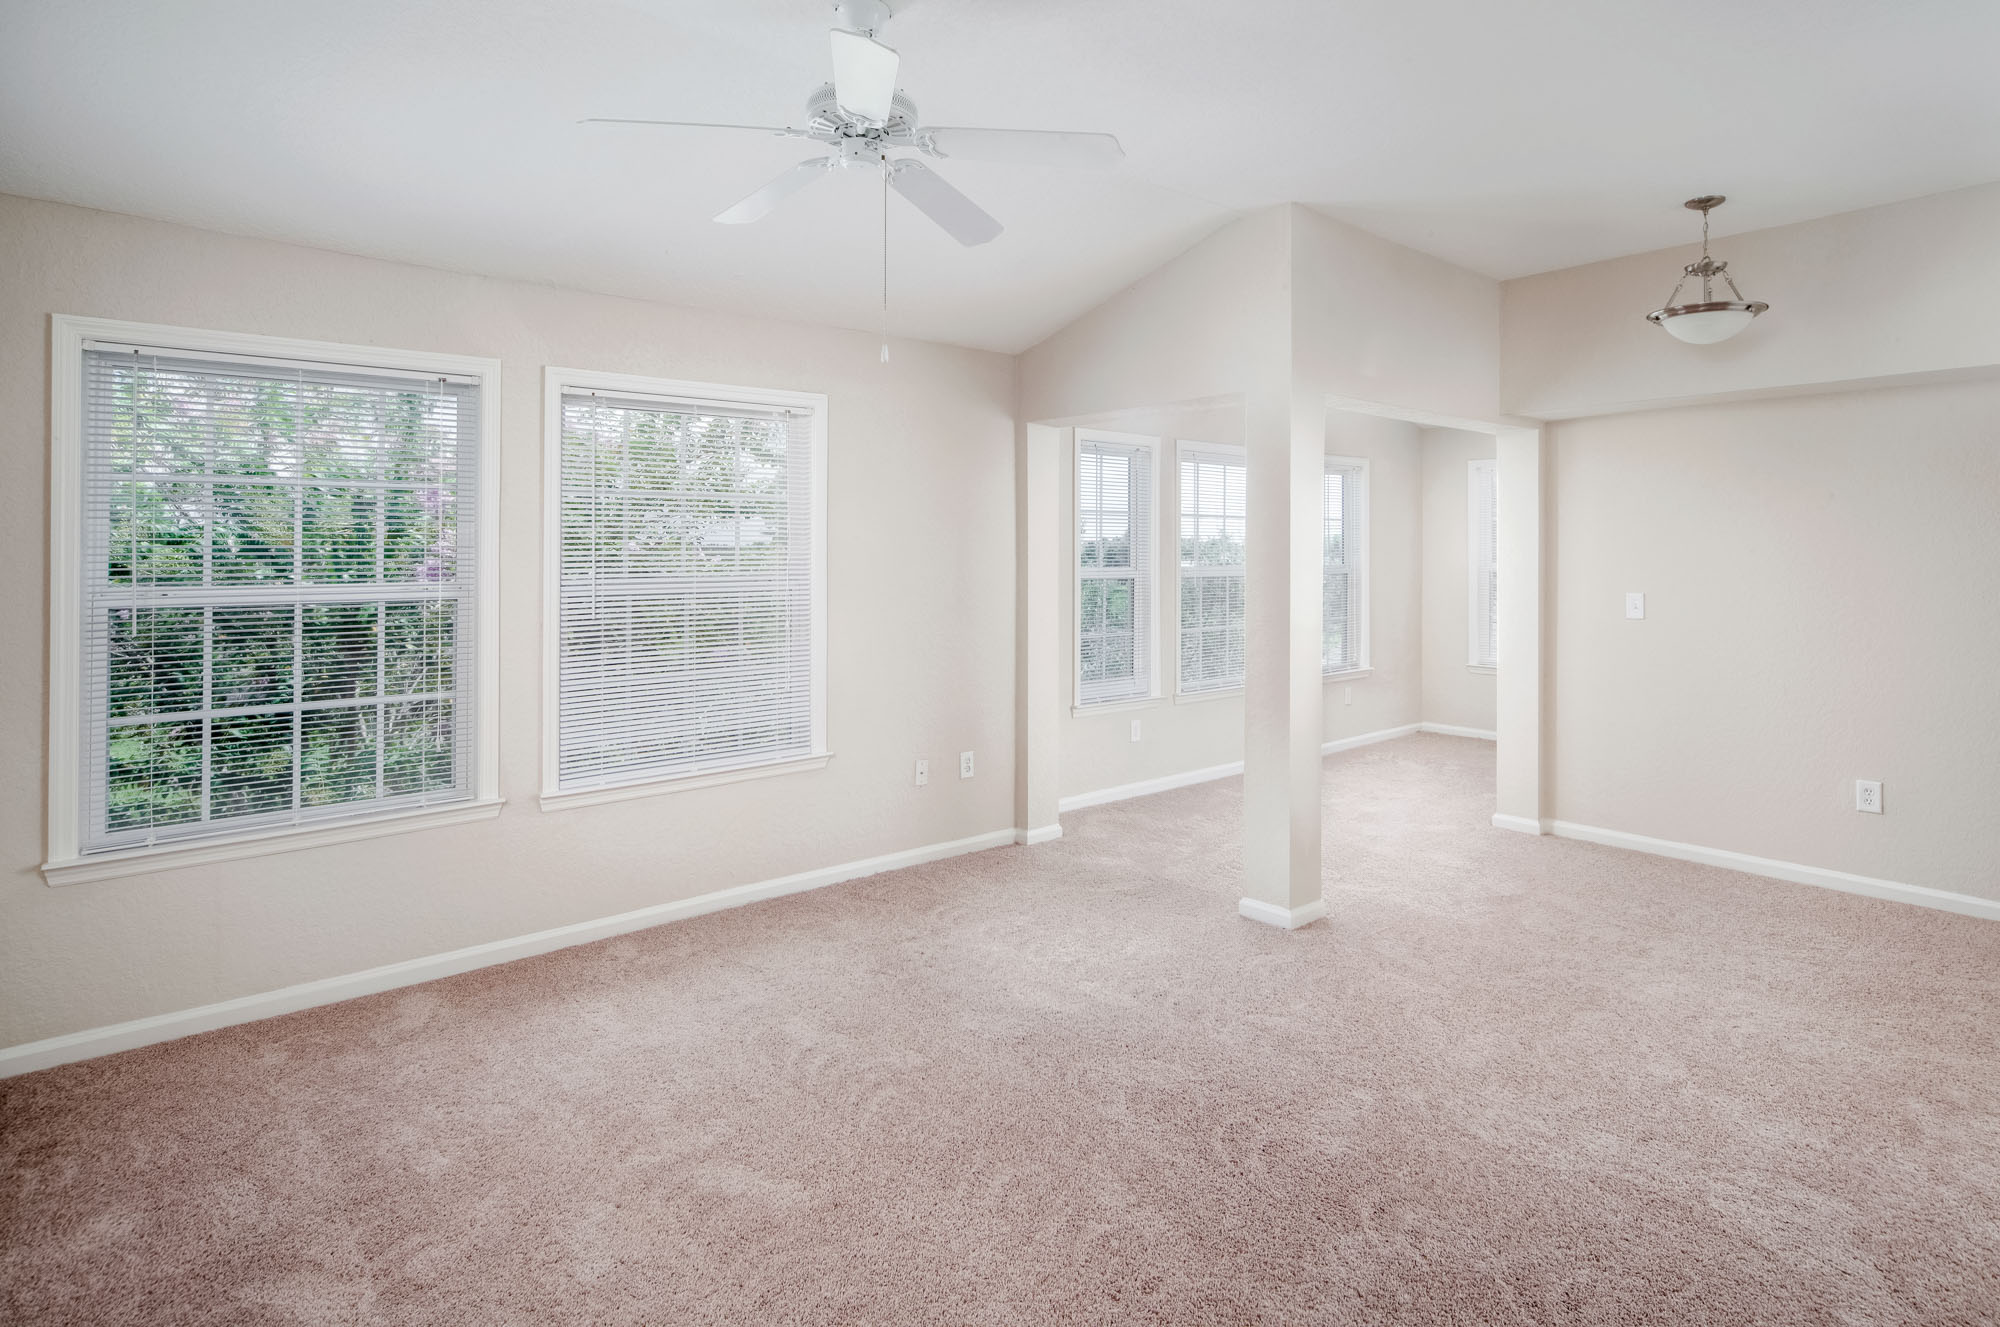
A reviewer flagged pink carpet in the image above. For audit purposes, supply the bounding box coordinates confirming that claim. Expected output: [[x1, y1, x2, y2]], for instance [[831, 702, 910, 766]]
[[4, 734, 1997, 1324]]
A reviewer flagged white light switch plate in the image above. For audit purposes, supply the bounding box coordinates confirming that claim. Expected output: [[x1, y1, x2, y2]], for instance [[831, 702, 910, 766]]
[[1625, 592, 1645, 620]]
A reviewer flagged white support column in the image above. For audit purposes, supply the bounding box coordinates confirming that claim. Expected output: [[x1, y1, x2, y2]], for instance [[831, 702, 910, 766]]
[[1239, 386, 1327, 928], [1015, 423, 1064, 844], [1493, 425, 1545, 833]]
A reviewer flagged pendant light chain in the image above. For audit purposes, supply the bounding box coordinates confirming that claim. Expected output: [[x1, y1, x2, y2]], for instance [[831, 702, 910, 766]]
[[1700, 208, 1713, 301]]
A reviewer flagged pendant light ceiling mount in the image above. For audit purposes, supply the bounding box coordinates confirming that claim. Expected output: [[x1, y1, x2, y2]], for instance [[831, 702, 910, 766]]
[[1647, 194, 1770, 344]]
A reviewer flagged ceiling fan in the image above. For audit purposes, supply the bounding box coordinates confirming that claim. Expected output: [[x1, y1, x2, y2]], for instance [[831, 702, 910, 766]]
[[583, 0, 1125, 247]]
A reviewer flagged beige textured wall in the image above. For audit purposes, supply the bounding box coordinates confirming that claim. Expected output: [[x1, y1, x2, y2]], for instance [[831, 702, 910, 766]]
[[1290, 206, 1502, 425], [0, 194, 1019, 1047], [1054, 411, 1424, 800], [1547, 377, 2000, 900], [1502, 183, 2000, 419], [1420, 428, 1497, 733], [1018, 209, 1288, 424]]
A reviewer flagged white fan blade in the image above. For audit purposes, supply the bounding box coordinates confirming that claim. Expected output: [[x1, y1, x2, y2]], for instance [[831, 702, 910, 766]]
[[581, 118, 794, 134], [890, 159, 1002, 246], [714, 158, 833, 225], [924, 127, 1124, 170], [830, 28, 899, 123]]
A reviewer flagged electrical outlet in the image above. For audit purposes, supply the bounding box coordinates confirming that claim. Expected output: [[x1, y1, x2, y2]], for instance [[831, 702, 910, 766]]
[[1625, 592, 1645, 620], [1855, 779, 1882, 814], [914, 759, 928, 787], [1343, 685, 1353, 706], [959, 751, 974, 779], [1129, 718, 1142, 743]]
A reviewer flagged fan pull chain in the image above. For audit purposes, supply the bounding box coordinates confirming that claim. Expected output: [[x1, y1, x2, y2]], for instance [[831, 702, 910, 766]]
[[880, 157, 888, 365], [880, 157, 891, 365]]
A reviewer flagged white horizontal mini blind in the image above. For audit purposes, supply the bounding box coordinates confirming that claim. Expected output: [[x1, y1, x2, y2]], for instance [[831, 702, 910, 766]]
[[1323, 461, 1363, 673], [1470, 458, 1498, 668], [79, 345, 480, 854], [1077, 438, 1152, 705], [557, 390, 816, 789], [1178, 444, 1247, 693]]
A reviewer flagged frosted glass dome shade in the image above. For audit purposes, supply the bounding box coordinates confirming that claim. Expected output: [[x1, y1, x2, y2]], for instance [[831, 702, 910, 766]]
[[1648, 302, 1765, 344]]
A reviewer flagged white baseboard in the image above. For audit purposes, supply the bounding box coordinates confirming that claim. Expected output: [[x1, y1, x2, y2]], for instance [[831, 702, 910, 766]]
[[1058, 723, 1421, 813], [1323, 723, 1420, 754], [1419, 722, 1497, 740], [1491, 813, 1548, 835], [1238, 896, 1329, 930], [1015, 825, 1063, 846], [1058, 761, 1244, 813], [1548, 820, 2000, 923], [0, 827, 1021, 1079]]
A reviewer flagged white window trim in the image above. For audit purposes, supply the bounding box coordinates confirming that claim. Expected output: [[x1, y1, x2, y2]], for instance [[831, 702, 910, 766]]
[[1072, 428, 1160, 712], [1322, 454, 1371, 678], [539, 366, 830, 812], [1469, 457, 1498, 670], [42, 315, 503, 886], [1174, 439, 1248, 698], [1173, 685, 1243, 705], [1070, 696, 1162, 718]]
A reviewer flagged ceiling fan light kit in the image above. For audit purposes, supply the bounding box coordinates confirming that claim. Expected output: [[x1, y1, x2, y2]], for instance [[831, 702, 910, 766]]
[[1647, 195, 1770, 344]]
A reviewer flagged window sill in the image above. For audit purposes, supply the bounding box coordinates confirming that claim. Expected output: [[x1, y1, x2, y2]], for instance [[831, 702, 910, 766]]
[[1174, 686, 1244, 705], [1467, 664, 1497, 675], [42, 797, 505, 887], [541, 752, 832, 813], [1071, 696, 1161, 718], [1172, 668, 1374, 703]]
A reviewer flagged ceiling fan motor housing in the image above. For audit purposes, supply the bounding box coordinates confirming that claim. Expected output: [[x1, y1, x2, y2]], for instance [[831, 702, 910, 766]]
[[805, 83, 918, 141], [833, 0, 892, 36]]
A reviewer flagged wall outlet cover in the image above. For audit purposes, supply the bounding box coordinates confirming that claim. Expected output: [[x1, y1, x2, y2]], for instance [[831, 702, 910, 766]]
[[915, 759, 928, 787], [1855, 779, 1883, 814], [1129, 719, 1142, 743], [1625, 592, 1645, 620], [959, 751, 974, 779]]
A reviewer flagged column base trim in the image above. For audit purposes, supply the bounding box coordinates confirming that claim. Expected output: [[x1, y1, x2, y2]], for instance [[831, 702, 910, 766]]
[[1237, 896, 1329, 930]]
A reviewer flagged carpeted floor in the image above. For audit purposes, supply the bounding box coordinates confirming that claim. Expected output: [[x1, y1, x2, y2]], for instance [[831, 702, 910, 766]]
[[4, 734, 1998, 1325]]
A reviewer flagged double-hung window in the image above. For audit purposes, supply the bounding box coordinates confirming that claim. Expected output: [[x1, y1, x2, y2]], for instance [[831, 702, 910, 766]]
[[47, 318, 499, 883], [1322, 458, 1369, 674], [1076, 432, 1155, 706], [1177, 442, 1247, 694], [545, 370, 827, 807], [1469, 458, 1498, 669]]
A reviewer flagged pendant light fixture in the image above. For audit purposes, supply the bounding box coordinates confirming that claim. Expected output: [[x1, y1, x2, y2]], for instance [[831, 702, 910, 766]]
[[1647, 195, 1769, 344]]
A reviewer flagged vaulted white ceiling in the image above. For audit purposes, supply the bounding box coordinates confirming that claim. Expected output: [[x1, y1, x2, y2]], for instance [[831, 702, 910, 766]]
[[3, 0, 1997, 353]]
